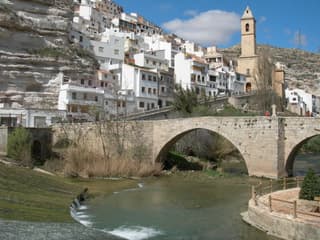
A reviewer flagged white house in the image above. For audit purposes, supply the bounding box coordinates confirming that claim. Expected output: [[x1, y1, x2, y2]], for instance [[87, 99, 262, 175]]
[[121, 64, 158, 111], [134, 50, 169, 71], [58, 74, 105, 121], [174, 52, 208, 95], [285, 88, 316, 116], [142, 35, 182, 67], [182, 41, 205, 58], [0, 108, 66, 128]]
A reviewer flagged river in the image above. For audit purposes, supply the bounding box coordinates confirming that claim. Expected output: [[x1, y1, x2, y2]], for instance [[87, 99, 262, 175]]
[[74, 154, 319, 240]]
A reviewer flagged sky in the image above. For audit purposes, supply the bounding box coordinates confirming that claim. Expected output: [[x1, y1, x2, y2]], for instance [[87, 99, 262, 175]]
[[115, 0, 320, 53]]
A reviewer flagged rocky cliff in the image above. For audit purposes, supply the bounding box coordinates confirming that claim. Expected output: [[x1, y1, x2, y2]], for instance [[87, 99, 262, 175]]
[[221, 45, 320, 96], [0, 0, 97, 109]]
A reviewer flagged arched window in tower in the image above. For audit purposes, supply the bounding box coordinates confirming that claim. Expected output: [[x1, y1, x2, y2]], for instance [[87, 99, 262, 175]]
[[245, 23, 250, 32]]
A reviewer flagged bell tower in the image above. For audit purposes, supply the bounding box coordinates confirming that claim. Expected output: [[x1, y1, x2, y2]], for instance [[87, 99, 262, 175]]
[[240, 6, 256, 57], [237, 6, 258, 92]]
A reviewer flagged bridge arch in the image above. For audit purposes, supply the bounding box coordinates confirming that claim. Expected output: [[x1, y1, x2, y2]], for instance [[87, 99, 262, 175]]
[[153, 125, 249, 173], [285, 134, 320, 176]]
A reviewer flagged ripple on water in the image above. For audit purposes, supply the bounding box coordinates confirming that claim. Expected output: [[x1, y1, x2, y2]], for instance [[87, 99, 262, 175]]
[[106, 226, 163, 240]]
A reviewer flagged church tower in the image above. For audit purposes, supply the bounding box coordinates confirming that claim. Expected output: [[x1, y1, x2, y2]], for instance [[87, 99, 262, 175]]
[[237, 6, 258, 92], [240, 6, 256, 57]]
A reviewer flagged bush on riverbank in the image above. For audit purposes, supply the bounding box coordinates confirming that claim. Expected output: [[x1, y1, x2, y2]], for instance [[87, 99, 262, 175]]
[[164, 151, 203, 171], [7, 127, 32, 166], [299, 169, 320, 200]]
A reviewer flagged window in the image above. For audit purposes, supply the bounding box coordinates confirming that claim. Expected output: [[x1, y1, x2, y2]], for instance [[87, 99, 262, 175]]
[[100, 82, 104, 87], [98, 47, 104, 52], [152, 61, 156, 66], [80, 79, 85, 85], [148, 75, 152, 81], [95, 96, 98, 102], [161, 86, 165, 93], [202, 76, 205, 83], [151, 103, 155, 109], [141, 87, 145, 93], [88, 80, 92, 86], [153, 88, 157, 95], [72, 92, 76, 100], [148, 88, 152, 94], [210, 76, 216, 82], [245, 23, 250, 32], [139, 102, 145, 108], [142, 74, 146, 80], [114, 49, 119, 55], [153, 76, 157, 82], [79, 36, 83, 42], [83, 93, 87, 100]]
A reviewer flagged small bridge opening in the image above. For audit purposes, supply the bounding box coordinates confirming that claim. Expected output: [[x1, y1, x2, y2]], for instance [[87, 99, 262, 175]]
[[156, 128, 248, 175], [31, 140, 45, 166], [286, 135, 320, 177]]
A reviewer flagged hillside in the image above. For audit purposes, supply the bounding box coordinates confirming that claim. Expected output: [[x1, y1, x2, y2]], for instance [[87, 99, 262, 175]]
[[0, 0, 97, 109], [221, 45, 320, 96]]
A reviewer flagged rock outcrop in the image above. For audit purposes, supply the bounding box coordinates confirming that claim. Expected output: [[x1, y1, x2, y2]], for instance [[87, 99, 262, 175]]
[[0, 0, 97, 109], [221, 44, 320, 96]]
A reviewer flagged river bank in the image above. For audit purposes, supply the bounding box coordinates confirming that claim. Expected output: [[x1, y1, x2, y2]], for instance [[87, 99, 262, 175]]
[[0, 220, 124, 240], [0, 162, 137, 222]]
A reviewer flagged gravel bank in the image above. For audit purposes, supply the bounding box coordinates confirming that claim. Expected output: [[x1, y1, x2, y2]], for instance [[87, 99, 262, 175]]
[[0, 220, 124, 240]]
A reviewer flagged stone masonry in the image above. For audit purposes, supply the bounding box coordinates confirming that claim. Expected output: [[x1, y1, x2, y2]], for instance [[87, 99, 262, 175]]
[[54, 116, 320, 179]]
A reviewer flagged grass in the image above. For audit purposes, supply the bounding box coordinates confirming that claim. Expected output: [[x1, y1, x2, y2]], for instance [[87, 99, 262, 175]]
[[0, 163, 136, 222]]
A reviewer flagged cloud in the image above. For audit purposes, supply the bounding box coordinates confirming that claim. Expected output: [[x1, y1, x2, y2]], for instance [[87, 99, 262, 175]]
[[293, 31, 307, 47], [258, 16, 267, 24], [184, 9, 198, 17], [162, 10, 240, 46]]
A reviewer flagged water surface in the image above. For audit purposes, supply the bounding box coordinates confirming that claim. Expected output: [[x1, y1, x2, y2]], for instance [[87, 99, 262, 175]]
[[76, 153, 320, 240], [77, 173, 276, 240]]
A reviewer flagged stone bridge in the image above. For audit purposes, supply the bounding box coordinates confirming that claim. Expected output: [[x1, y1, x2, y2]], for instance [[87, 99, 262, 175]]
[[53, 116, 320, 179], [138, 116, 320, 179]]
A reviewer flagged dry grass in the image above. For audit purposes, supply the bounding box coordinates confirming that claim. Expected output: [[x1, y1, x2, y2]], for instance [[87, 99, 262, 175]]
[[57, 121, 162, 178], [63, 144, 162, 178]]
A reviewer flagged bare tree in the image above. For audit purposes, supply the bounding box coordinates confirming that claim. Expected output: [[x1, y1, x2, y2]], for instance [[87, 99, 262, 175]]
[[253, 48, 279, 113]]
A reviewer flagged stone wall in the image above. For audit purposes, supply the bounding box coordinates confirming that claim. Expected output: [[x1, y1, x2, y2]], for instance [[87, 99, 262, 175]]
[[0, 127, 52, 162], [0, 127, 9, 154], [53, 116, 320, 179], [244, 199, 320, 240], [150, 116, 282, 178]]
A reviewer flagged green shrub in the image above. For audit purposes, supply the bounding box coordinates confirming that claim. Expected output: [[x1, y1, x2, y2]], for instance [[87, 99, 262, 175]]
[[164, 151, 202, 171], [299, 169, 320, 200], [7, 127, 32, 166], [301, 136, 320, 153]]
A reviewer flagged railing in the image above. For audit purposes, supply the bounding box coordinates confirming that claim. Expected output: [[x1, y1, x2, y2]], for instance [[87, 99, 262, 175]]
[[251, 177, 320, 220]]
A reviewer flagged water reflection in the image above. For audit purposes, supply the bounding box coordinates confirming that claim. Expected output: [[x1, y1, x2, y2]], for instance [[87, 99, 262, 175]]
[[294, 153, 320, 176]]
